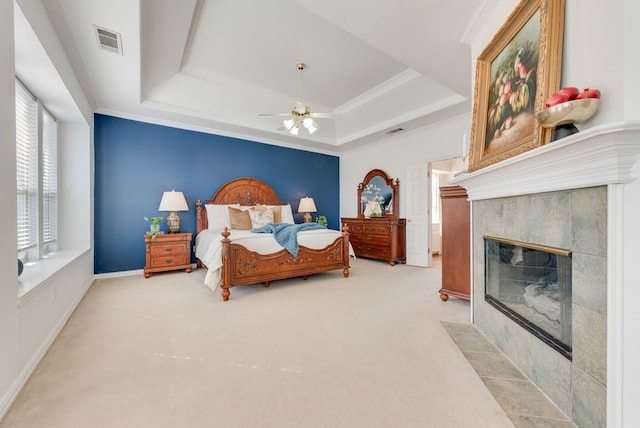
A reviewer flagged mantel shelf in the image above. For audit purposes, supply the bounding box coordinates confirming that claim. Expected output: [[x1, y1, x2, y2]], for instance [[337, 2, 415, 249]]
[[451, 121, 640, 201]]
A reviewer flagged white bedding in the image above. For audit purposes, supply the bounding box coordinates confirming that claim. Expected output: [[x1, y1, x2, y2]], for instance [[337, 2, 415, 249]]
[[195, 228, 354, 291]]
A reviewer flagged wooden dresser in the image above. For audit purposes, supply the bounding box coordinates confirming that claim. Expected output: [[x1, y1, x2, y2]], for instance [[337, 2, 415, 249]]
[[144, 232, 193, 278], [439, 185, 470, 301], [341, 217, 406, 265]]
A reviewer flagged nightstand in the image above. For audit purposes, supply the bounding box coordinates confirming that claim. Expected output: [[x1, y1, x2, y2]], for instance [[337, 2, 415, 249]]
[[144, 232, 192, 278]]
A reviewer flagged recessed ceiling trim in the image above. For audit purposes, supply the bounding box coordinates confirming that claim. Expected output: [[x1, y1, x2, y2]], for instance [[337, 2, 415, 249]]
[[334, 68, 421, 114], [336, 94, 467, 145], [93, 25, 123, 55]]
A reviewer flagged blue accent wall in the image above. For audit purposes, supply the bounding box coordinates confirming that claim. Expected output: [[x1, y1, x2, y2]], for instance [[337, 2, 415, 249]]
[[94, 114, 340, 274]]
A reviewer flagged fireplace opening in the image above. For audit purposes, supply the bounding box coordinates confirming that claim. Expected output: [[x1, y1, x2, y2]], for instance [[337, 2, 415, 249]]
[[484, 236, 572, 359]]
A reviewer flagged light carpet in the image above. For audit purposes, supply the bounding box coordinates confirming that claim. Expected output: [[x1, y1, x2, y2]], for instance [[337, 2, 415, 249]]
[[1, 258, 514, 428]]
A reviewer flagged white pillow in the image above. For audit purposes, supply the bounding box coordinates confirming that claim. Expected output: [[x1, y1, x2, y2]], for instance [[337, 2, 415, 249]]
[[268, 204, 294, 224], [205, 204, 240, 232]]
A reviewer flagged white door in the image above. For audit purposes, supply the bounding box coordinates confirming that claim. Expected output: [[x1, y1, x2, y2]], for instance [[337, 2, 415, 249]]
[[405, 163, 429, 267]]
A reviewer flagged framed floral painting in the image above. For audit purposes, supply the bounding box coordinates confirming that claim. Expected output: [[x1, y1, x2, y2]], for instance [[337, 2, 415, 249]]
[[468, 0, 565, 171]]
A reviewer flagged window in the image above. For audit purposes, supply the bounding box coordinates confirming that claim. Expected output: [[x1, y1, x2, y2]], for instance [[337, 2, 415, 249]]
[[16, 79, 57, 262]]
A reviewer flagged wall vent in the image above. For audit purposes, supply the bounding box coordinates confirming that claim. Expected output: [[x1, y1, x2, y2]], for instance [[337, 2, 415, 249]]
[[94, 25, 123, 55], [386, 127, 404, 135]]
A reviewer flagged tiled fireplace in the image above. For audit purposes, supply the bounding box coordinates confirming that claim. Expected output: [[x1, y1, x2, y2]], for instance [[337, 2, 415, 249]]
[[452, 123, 640, 427], [474, 185, 606, 425]]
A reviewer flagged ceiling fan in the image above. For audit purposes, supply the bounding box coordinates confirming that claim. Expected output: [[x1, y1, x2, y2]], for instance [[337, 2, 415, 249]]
[[260, 62, 340, 135]]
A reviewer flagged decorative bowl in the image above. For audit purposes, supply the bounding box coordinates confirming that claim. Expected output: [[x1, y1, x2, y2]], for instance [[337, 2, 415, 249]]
[[536, 98, 600, 128]]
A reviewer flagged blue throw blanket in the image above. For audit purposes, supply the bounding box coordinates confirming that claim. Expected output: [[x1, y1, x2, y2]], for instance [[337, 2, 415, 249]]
[[251, 222, 326, 256]]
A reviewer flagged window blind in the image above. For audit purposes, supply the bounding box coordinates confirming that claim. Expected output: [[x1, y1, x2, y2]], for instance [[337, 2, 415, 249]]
[[16, 81, 38, 253], [42, 109, 57, 246]]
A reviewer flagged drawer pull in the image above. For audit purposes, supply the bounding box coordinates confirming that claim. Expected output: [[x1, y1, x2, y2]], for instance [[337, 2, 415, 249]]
[[165, 259, 173, 263], [165, 248, 173, 252]]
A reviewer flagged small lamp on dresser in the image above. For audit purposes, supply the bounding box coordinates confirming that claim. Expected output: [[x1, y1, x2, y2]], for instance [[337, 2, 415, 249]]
[[297, 197, 317, 223], [159, 190, 189, 233]]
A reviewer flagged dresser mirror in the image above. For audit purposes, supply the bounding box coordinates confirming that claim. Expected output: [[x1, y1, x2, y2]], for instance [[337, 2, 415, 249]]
[[357, 169, 399, 218]]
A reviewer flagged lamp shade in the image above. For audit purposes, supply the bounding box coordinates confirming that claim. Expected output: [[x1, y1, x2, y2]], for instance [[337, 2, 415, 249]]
[[158, 190, 188, 212], [297, 197, 317, 213]]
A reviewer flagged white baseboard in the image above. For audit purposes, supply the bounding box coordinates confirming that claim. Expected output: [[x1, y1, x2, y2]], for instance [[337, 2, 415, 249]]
[[93, 264, 198, 280]]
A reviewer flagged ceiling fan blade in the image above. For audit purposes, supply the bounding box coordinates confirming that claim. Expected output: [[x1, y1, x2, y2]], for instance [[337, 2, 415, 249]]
[[309, 112, 342, 119], [259, 113, 293, 117]]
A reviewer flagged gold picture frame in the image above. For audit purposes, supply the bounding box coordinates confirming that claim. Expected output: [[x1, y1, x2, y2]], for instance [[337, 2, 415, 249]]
[[468, 0, 565, 171]]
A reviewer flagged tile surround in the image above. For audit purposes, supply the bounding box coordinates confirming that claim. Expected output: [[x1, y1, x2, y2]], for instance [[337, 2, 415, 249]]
[[473, 187, 607, 426]]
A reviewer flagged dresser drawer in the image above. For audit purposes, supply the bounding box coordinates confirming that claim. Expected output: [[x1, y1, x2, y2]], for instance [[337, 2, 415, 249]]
[[150, 243, 187, 256], [347, 233, 364, 244], [364, 224, 390, 235], [361, 234, 391, 245], [353, 243, 391, 259], [149, 254, 189, 268], [345, 223, 365, 234]]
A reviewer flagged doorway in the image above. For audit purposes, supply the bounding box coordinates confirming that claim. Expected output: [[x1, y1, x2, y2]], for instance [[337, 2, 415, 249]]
[[405, 158, 466, 268], [429, 157, 466, 269]]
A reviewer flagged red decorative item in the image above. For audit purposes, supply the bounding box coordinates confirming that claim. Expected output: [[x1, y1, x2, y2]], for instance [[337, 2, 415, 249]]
[[558, 86, 580, 100], [544, 92, 570, 108], [576, 88, 601, 99]]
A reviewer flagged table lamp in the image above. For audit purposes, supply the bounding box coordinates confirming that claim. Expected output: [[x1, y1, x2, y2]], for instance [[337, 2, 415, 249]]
[[159, 190, 189, 233], [298, 197, 317, 223]]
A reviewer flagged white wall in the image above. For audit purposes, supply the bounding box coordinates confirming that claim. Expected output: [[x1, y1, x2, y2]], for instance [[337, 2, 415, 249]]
[[340, 113, 472, 219], [0, 0, 20, 411], [623, 0, 640, 120], [0, 0, 94, 420]]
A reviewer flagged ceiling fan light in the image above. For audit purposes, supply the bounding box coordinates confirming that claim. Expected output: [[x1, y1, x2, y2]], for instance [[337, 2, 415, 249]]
[[303, 118, 318, 134], [289, 125, 299, 136], [283, 118, 295, 130]]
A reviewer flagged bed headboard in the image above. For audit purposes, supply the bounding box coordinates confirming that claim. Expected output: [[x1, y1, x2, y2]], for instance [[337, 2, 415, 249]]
[[195, 178, 285, 234]]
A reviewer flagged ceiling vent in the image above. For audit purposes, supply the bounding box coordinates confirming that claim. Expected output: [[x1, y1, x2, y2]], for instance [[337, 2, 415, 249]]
[[386, 127, 405, 135], [94, 25, 122, 55]]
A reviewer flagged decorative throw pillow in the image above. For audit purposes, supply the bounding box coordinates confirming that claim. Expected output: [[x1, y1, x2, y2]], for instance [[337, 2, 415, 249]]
[[269, 205, 283, 223], [227, 206, 252, 230], [248, 207, 274, 228], [252, 204, 283, 223]]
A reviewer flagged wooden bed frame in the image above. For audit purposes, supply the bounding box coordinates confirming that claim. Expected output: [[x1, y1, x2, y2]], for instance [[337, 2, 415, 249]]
[[195, 178, 350, 301]]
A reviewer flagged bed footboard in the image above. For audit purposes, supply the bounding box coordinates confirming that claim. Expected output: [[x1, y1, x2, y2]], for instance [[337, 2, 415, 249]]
[[219, 227, 350, 301]]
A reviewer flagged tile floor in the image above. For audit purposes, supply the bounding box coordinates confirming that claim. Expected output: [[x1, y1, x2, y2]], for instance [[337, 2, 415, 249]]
[[442, 322, 578, 428]]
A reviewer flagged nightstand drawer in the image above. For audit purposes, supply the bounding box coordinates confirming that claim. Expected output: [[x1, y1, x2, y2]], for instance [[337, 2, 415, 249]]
[[144, 232, 193, 278], [149, 254, 189, 268], [150, 243, 187, 256]]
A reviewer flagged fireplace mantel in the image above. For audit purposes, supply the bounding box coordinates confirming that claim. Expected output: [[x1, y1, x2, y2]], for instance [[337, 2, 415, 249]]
[[452, 121, 640, 200]]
